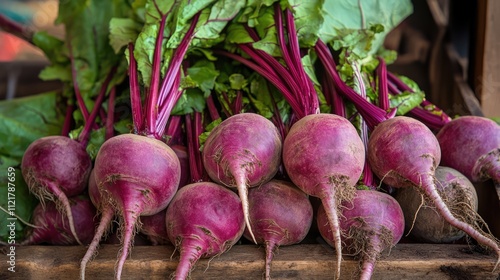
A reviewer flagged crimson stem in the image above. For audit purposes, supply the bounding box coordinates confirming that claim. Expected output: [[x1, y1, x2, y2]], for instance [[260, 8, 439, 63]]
[[315, 40, 395, 130], [78, 67, 117, 147]]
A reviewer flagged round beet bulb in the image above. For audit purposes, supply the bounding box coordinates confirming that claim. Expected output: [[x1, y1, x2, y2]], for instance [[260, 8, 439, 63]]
[[243, 180, 313, 279], [395, 166, 479, 243], [81, 134, 180, 280], [21, 135, 92, 245], [283, 113, 365, 279], [166, 182, 245, 280], [436, 116, 500, 183], [202, 112, 282, 243], [318, 190, 404, 280], [21, 195, 97, 246]]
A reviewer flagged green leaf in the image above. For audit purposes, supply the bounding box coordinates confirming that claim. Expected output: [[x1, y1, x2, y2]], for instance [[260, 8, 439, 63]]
[[397, 75, 422, 92], [0, 167, 38, 242], [390, 90, 425, 115], [225, 23, 254, 45], [247, 74, 290, 120], [251, 6, 280, 56], [319, 0, 413, 56], [0, 92, 64, 161], [69, 126, 106, 160], [229, 73, 248, 90], [109, 18, 143, 53], [185, 60, 220, 95], [191, 0, 246, 43], [285, 0, 325, 47], [114, 118, 134, 135], [171, 88, 206, 115], [32, 31, 67, 65], [58, 0, 132, 100], [199, 118, 222, 150], [38, 65, 72, 82]]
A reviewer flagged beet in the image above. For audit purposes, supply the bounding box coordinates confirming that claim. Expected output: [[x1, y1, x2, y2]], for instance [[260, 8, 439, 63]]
[[282, 113, 365, 278], [20, 195, 97, 246], [202, 112, 282, 243], [436, 116, 500, 183], [166, 182, 245, 279], [318, 190, 404, 280], [243, 180, 313, 279], [171, 144, 190, 188], [81, 134, 180, 279], [368, 116, 500, 269], [140, 209, 169, 245], [21, 135, 92, 245]]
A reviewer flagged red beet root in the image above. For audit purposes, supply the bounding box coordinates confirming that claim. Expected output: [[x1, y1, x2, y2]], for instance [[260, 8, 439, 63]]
[[395, 166, 479, 243], [318, 190, 404, 280], [20, 195, 97, 246], [202, 113, 282, 243], [436, 116, 500, 183], [21, 135, 92, 245], [166, 182, 245, 280], [283, 113, 365, 279], [243, 180, 313, 279], [368, 116, 500, 269], [140, 209, 169, 245], [81, 134, 180, 279]]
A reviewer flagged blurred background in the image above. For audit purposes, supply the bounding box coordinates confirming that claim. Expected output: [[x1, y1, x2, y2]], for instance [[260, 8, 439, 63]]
[[0, 0, 62, 99]]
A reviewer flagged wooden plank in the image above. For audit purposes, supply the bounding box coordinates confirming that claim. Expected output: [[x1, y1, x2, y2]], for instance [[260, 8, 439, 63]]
[[474, 0, 500, 118], [2, 244, 499, 279]]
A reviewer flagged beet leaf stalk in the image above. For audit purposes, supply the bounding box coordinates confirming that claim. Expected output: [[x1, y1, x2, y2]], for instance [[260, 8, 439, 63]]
[[185, 111, 207, 183], [314, 40, 396, 130], [352, 62, 376, 190], [218, 4, 319, 120], [387, 71, 451, 130]]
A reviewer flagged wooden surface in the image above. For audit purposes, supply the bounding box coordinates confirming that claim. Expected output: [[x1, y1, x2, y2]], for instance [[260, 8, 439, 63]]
[[474, 0, 500, 118], [2, 243, 499, 280]]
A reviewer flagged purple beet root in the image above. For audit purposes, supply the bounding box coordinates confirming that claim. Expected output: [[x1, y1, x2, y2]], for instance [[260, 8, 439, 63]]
[[318, 190, 405, 280], [202, 112, 282, 243], [166, 182, 245, 280], [171, 144, 190, 188], [81, 134, 181, 280], [21, 135, 92, 245], [20, 195, 97, 246], [243, 180, 313, 279], [436, 116, 500, 183], [140, 209, 169, 245], [282, 113, 365, 279]]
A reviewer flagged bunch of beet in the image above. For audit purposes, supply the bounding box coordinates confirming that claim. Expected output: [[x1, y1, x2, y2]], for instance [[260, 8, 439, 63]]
[[367, 116, 500, 269]]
